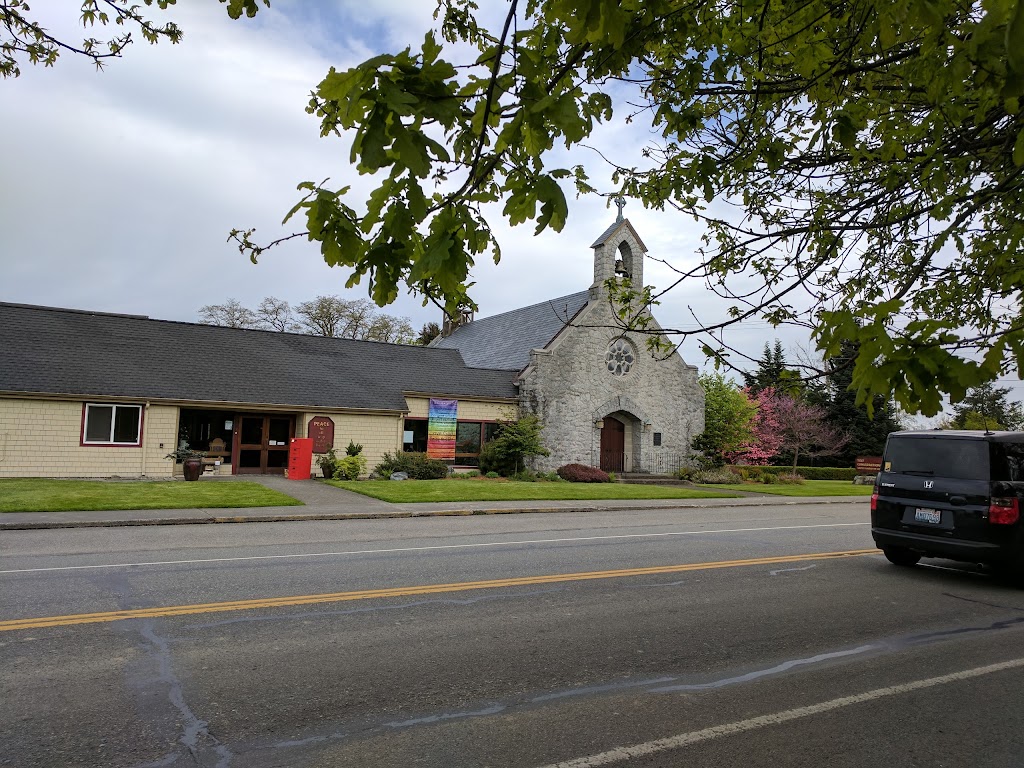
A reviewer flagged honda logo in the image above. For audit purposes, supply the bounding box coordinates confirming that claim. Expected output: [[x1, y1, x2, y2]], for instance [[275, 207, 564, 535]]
[[924, 480, 934, 489]]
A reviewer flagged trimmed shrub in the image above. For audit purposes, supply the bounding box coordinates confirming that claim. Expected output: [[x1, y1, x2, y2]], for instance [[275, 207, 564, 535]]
[[373, 452, 449, 480], [485, 471, 500, 479], [693, 468, 737, 484], [510, 470, 537, 482], [460, 469, 481, 478], [760, 472, 779, 484], [556, 463, 611, 483], [333, 454, 367, 481], [727, 465, 858, 481]]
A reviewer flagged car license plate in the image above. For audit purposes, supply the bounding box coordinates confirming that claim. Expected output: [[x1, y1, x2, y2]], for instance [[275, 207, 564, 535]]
[[915, 508, 942, 524]]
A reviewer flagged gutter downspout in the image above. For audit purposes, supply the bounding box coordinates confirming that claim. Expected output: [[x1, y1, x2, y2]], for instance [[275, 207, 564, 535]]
[[140, 401, 150, 476]]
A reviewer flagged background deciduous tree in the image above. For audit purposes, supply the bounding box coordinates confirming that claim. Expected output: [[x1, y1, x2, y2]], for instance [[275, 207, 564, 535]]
[[775, 397, 849, 474], [198, 298, 256, 329], [254, 296, 297, 333], [692, 373, 756, 468], [731, 387, 784, 466], [199, 295, 414, 342]]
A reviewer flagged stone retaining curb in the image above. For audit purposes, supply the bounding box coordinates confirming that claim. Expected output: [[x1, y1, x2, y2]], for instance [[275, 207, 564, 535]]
[[0, 497, 867, 531]]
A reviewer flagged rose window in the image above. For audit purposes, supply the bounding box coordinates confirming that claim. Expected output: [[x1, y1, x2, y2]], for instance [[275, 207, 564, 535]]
[[605, 338, 636, 376]]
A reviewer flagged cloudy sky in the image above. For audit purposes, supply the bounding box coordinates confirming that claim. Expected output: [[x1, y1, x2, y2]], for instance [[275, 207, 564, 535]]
[[0, 2, 1009, 416]]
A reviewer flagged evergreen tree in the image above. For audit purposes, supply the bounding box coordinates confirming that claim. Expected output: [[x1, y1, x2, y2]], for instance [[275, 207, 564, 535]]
[[951, 383, 1024, 431], [743, 341, 799, 395], [812, 340, 903, 465]]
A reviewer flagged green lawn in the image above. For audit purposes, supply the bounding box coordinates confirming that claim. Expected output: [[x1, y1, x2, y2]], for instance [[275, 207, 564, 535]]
[[327, 478, 741, 503], [0, 479, 303, 513], [698, 480, 874, 497]]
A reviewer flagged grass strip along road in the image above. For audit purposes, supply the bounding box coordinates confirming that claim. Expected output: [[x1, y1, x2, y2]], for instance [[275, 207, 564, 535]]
[[0, 479, 302, 513], [0, 548, 877, 632], [698, 481, 874, 497], [328, 478, 741, 502]]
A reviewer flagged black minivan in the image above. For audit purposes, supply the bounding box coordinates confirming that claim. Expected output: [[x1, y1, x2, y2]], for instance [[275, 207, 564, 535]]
[[872, 430, 1024, 578]]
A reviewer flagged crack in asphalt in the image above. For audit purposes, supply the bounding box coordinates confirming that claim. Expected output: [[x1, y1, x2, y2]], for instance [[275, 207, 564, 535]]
[[139, 621, 234, 768], [234, 608, 1024, 760], [769, 564, 818, 576], [942, 591, 1024, 612]]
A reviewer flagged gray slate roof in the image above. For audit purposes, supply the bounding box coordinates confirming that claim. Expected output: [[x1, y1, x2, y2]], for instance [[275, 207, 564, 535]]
[[432, 291, 591, 370], [0, 303, 518, 410]]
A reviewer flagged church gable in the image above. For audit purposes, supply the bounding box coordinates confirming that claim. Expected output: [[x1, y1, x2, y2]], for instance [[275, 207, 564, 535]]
[[431, 291, 590, 370], [517, 211, 705, 473]]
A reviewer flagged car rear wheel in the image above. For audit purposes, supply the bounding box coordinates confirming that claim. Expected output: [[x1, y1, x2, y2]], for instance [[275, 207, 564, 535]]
[[883, 546, 922, 567]]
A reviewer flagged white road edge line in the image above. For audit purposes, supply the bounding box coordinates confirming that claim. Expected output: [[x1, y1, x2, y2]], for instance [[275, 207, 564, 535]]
[[535, 656, 1024, 768], [0, 522, 870, 574]]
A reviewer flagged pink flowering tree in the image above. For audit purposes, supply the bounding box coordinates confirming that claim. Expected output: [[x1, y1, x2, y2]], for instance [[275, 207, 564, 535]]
[[728, 387, 785, 465], [774, 396, 849, 474]]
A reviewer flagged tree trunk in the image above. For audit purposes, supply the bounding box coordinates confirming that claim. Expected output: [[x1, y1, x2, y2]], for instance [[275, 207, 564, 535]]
[[792, 447, 799, 476]]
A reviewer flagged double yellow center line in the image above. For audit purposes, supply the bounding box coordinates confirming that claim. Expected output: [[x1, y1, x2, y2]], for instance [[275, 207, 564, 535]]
[[0, 549, 877, 632]]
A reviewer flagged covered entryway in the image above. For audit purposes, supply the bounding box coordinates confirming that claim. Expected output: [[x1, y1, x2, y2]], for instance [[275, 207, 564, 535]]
[[600, 417, 626, 472], [234, 414, 295, 475]]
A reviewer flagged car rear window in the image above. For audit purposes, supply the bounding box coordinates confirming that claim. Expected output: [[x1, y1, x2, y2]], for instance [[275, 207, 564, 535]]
[[883, 437, 989, 480], [992, 443, 1024, 482]]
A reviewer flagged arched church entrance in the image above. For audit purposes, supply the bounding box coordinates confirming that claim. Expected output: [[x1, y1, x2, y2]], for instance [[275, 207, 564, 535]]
[[599, 418, 626, 471]]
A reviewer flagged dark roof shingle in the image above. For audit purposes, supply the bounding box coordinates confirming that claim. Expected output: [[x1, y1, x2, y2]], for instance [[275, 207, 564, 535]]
[[431, 291, 590, 370], [0, 303, 518, 409]]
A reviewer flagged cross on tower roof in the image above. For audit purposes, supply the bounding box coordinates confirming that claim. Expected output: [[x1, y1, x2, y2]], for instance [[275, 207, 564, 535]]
[[614, 196, 626, 222]]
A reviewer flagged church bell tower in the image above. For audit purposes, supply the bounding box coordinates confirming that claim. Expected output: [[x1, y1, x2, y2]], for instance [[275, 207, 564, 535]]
[[590, 197, 647, 292]]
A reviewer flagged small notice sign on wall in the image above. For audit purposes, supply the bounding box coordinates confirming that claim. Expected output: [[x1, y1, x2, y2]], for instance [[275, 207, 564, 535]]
[[308, 416, 335, 454]]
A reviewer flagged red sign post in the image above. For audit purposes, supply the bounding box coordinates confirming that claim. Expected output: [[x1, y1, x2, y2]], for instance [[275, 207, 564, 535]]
[[308, 416, 335, 454], [287, 437, 313, 480]]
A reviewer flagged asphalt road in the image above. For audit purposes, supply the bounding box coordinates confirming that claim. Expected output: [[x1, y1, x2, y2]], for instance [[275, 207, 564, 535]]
[[4, 502, 1024, 767]]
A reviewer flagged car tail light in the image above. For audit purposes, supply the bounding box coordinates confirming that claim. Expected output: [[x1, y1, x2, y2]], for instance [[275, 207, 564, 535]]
[[989, 497, 1020, 525], [870, 492, 878, 511]]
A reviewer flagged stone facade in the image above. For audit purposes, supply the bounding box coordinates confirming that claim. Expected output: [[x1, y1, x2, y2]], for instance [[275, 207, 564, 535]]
[[518, 219, 704, 473]]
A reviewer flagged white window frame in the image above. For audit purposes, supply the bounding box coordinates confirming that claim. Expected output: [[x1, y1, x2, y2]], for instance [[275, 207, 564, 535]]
[[82, 403, 143, 446]]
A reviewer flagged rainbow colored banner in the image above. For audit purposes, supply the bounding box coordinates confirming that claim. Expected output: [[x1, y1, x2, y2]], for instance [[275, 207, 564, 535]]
[[426, 398, 458, 460]]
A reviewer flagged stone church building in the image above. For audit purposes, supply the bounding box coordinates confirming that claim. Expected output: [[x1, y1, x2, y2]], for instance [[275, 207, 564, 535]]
[[434, 214, 705, 474], [0, 215, 703, 478]]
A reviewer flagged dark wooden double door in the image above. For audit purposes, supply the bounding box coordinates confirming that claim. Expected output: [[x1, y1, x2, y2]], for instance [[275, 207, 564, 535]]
[[600, 418, 626, 472], [234, 414, 294, 474]]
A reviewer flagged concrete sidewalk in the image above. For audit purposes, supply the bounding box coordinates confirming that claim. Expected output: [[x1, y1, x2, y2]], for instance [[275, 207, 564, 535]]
[[0, 475, 870, 530]]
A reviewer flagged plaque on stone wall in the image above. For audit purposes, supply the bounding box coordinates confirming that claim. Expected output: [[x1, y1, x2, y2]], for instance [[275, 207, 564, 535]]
[[308, 416, 335, 454]]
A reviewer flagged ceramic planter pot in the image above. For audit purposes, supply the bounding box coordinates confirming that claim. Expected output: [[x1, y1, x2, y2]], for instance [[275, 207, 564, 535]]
[[182, 457, 203, 481]]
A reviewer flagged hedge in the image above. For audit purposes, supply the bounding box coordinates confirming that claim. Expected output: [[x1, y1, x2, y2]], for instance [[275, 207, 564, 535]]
[[727, 465, 860, 481]]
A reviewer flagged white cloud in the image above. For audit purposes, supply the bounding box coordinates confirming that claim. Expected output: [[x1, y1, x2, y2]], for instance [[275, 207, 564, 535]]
[[4, 2, 1003, 410]]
